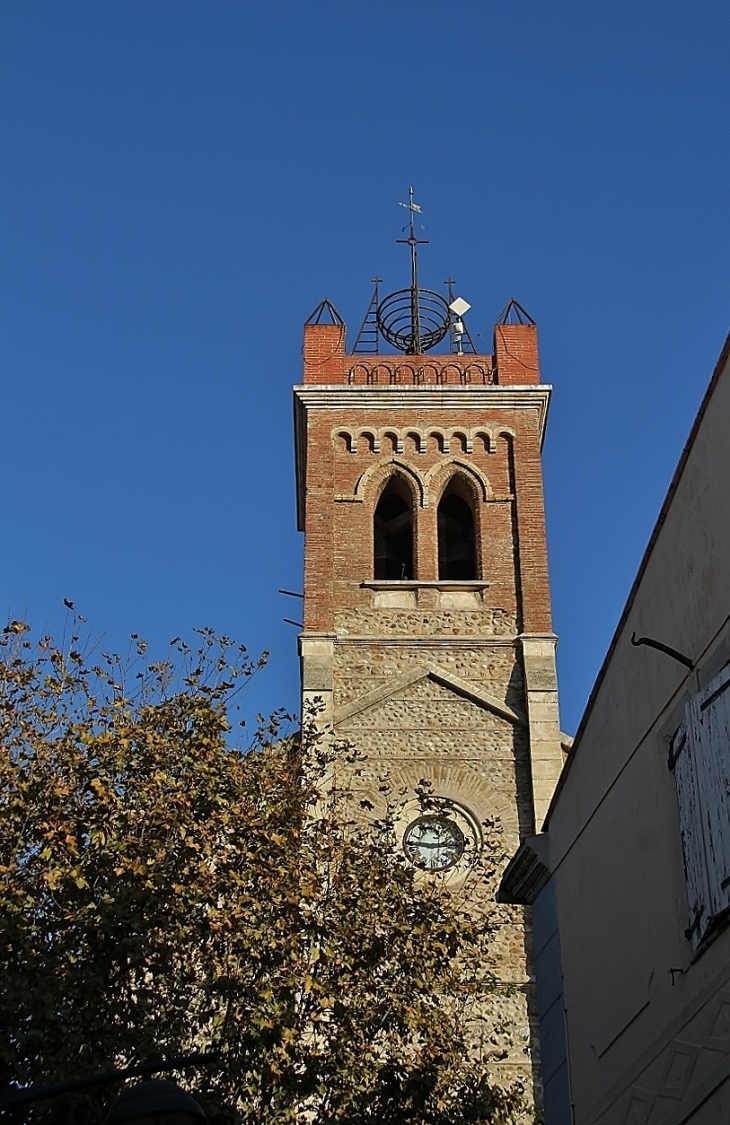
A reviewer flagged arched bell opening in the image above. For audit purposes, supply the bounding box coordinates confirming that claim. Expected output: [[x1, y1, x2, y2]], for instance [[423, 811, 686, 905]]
[[374, 477, 414, 580], [438, 483, 476, 580]]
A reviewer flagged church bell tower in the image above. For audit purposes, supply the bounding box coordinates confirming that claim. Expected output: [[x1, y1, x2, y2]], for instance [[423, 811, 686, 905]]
[[293, 193, 564, 1096]]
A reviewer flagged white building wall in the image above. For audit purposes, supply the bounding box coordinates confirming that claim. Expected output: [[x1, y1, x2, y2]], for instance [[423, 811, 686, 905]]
[[546, 335, 730, 1125]]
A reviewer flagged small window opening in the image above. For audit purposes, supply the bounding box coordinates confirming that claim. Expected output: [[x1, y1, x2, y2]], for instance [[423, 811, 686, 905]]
[[438, 491, 475, 580], [374, 483, 413, 579]]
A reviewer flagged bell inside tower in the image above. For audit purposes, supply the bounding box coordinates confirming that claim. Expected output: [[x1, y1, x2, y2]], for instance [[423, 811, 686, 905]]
[[373, 480, 413, 579], [438, 490, 476, 580]]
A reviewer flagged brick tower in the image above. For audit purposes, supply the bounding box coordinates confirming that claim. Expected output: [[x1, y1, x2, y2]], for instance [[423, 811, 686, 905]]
[[293, 210, 565, 1100]]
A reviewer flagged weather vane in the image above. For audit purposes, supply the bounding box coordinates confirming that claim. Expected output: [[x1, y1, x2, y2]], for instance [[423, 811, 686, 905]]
[[395, 187, 428, 350], [376, 187, 450, 354], [351, 189, 477, 356]]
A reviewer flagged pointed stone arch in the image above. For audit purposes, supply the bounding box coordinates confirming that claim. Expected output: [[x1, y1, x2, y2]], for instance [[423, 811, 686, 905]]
[[424, 458, 492, 506], [424, 461, 491, 582], [354, 457, 426, 508]]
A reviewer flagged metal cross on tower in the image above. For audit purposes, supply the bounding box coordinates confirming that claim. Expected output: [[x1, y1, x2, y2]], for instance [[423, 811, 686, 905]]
[[396, 187, 429, 353], [372, 188, 450, 354], [352, 190, 473, 355]]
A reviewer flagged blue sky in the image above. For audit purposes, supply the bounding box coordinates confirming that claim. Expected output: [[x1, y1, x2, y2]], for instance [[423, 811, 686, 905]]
[[1, 0, 728, 734]]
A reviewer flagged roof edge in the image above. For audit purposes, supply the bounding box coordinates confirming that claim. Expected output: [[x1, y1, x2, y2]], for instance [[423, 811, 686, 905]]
[[544, 327, 730, 829]]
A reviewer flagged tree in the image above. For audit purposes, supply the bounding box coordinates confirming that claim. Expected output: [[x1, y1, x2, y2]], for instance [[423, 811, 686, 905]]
[[0, 619, 522, 1125]]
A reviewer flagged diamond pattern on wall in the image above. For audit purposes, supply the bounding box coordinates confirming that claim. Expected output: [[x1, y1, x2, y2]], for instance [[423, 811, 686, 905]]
[[659, 1042, 700, 1099], [707, 991, 730, 1050], [620, 1087, 653, 1125]]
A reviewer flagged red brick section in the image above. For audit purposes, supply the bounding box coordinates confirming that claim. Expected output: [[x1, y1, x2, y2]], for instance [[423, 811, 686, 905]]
[[300, 317, 552, 635], [493, 323, 540, 385], [303, 411, 336, 632], [322, 420, 520, 616], [344, 357, 496, 385], [511, 418, 554, 633], [303, 322, 539, 386], [303, 324, 347, 384]]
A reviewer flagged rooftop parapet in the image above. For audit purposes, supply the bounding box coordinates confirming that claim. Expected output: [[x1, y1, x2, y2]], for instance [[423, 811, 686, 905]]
[[302, 318, 540, 386]]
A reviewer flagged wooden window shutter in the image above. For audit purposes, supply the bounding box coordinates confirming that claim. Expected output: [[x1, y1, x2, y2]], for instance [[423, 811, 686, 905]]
[[688, 664, 730, 921], [671, 718, 712, 950], [671, 663, 730, 950]]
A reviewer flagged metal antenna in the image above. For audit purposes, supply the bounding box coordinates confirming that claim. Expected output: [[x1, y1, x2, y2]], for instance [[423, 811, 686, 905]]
[[445, 277, 478, 355], [397, 187, 428, 354]]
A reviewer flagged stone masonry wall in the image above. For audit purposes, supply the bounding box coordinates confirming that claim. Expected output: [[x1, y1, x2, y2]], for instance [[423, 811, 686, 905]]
[[332, 637, 522, 710], [333, 672, 538, 1098]]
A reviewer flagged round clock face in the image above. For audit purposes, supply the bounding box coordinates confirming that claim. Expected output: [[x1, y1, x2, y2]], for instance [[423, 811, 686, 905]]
[[403, 815, 466, 871]]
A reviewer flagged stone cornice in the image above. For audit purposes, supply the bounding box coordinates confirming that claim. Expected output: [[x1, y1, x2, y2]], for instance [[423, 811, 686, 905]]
[[360, 579, 490, 590], [294, 383, 551, 422], [332, 635, 519, 648]]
